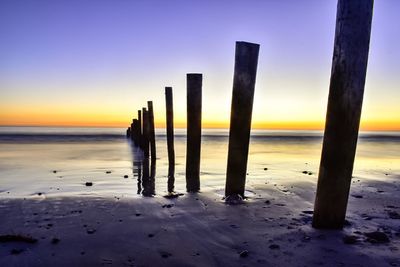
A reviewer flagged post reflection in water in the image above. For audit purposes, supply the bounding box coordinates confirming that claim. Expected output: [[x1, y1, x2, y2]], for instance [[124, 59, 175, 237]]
[[130, 142, 155, 197]]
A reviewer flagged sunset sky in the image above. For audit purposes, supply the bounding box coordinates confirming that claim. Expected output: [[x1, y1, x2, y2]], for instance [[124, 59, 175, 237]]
[[0, 0, 399, 130]]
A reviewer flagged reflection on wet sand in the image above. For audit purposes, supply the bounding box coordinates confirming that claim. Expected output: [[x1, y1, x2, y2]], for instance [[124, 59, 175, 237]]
[[131, 142, 156, 197]]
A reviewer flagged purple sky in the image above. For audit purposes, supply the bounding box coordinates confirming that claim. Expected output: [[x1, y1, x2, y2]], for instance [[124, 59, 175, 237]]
[[0, 0, 399, 129]]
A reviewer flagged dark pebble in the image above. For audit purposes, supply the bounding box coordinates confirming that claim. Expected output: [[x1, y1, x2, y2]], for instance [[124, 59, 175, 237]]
[[162, 204, 174, 208], [302, 171, 308, 174], [264, 200, 271, 205], [269, 244, 280, 250], [86, 229, 96, 234], [124, 175, 128, 178], [239, 250, 249, 258], [364, 231, 390, 243], [161, 252, 172, 258], [106, 171, 112, 174], [264, 168, 268, 171], [53, 170, 57, 173], [135, 213, 141, 217], [85, 182, 93, 186], [148, 234, 154, 238], [352, 194, 363, 199], [388, 211, 400, 219]]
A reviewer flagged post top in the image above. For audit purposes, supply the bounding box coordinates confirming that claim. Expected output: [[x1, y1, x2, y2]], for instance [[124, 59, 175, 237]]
[[236, 41, 260, 47]]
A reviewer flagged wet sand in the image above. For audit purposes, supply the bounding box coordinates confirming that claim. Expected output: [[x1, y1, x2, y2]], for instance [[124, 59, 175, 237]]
[[1, 175, 399, 267]]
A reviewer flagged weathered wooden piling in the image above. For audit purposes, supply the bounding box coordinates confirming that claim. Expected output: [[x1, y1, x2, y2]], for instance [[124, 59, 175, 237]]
[[147, 101, 156, 162], [126, 127, 131, 138], [186, 74, 202, 192], [130, 120, 135, 141], [225, 41, 260, 199], [131, 119, 138, 145], [137, 110, 142, 146], [165, 87, 175, 192], [313, 0, 374, 229], [142, 108, 150, 158]]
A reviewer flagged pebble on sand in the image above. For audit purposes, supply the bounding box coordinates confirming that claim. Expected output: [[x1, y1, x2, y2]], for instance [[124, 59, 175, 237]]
[[85, 182, 93, 186]]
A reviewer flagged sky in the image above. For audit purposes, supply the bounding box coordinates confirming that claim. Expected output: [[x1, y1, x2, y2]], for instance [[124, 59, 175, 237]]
[[0, 0, 399, 130]]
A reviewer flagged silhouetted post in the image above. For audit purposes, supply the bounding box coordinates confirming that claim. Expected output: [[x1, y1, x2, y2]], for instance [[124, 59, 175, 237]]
[[147, 101, 156, 162], [313, 0, 374, 229], [165, 87, 175, 192], [225, 41, 260, 199], [186, 74, 202, 192], [130, 120, 135, 141], [137, 110, 142, 147], [142, 108, 150, 158], [126, 127, 131, 138], [132, 119, 139, 145]]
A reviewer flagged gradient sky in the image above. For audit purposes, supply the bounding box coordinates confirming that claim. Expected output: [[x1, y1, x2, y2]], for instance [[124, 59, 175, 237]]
[[0, 0, 399, 130]]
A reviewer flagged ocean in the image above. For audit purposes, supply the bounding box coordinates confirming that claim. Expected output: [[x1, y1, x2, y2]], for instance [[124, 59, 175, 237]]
[[0, 126, 399, 198]]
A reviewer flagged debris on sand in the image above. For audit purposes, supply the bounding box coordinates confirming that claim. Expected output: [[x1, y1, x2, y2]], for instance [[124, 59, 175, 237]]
[[388, 211, 400, 219], [0, 234, 38, 244], [162, 204, 174, 208], [364, 231, 390, 244], [85, 182, 93, 186], [239, 250, 249, 257], [163, 193, 184, 199]]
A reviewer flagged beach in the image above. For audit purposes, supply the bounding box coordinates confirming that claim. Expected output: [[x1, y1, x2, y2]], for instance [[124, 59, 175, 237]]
[[0, 127, 399, 266]]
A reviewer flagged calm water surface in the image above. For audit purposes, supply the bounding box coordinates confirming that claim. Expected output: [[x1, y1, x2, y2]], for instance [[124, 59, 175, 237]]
[[0, 127, 399, 198]]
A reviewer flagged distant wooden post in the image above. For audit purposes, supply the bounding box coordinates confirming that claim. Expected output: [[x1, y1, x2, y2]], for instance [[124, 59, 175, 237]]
[[132, 119, 139, 145], [142, 108, 150, 158], [147, 101, 156, 162], [137, 110, 142, 147], [313, 0, 374, 229], [225, 41, 260, 198], [186, 74, 202, 192], [165, 87, 175, 192], [126, 127, 131, 138], [130, 120, 135, 141]]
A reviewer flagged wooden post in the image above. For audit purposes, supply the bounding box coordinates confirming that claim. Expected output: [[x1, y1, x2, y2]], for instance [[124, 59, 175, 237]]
[[165, 87, 175, 192], [147, 101, 156, 162], [130, 120, 135, 141], [132, 119, 139, 145], [137, 110, 142, 147], [186, 73, 202, 192], [225, 41, 260, 199], [142, 108, 150, 158], [126, 127, 131, 138], [313, 0, 374, 229]]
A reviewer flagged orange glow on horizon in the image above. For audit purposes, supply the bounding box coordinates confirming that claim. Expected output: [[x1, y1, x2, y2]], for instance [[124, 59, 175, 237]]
[[1, 117, 399, 131]]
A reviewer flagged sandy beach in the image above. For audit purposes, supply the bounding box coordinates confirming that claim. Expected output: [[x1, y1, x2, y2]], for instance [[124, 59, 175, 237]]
[[1, 174, 399, 267]]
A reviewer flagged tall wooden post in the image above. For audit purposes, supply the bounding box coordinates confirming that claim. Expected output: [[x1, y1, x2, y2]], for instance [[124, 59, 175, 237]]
[[142, 108, 150, 158], [147, 101, 156, 162], [225, 41, 260, 198], [165, 87, 175, 192], [313, 0, 374, 229], [186, 74, 202, 192], [137, 110, 142, 147]]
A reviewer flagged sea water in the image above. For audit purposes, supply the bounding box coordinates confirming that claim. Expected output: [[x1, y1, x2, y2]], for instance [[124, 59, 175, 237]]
[[0, 127, 399, 198]]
